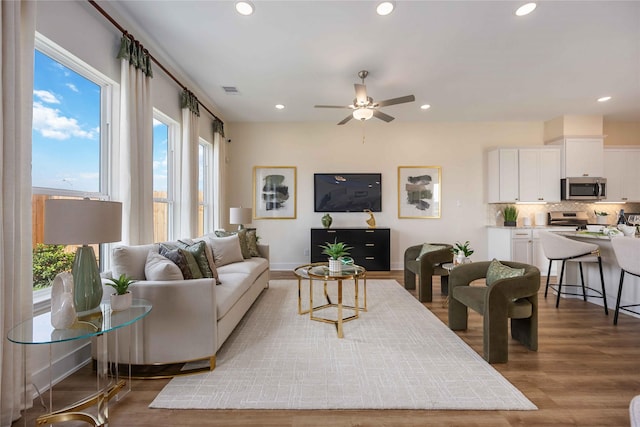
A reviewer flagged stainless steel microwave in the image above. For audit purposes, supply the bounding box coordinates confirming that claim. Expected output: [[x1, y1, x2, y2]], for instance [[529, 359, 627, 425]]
[[561, 177, 606, 201]]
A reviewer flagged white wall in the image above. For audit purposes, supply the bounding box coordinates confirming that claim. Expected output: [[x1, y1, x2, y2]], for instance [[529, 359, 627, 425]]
[[226, 121, 544, 270]]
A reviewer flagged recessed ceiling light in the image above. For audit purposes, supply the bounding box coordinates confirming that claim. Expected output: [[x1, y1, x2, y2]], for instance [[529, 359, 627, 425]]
[[515, 2, 536, 16], [275, 104, 285, 110], [376, 1, 395, 16], [420, 104, 431, 110], [235, 1, 254, 16], [597, 96, 612, 102]]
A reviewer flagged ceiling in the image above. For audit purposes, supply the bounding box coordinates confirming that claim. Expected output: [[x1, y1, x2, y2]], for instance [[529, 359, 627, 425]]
[[107, 1, 640, 124]]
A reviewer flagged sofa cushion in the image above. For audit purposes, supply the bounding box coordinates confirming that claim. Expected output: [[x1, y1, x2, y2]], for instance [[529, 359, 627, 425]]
[[177, 240, 214, 278], [217, 257, 268, 284], [246, 229, 261, 257], [144, 251, 184, 281], [208, 234, 244, 267], [486, 259, 525, 286], [159, 246, 197, 279], [190, 237, 221, 284], [112, 244, 158, 280], [216, 229, 251, 259], [417, 243, 447, 260]]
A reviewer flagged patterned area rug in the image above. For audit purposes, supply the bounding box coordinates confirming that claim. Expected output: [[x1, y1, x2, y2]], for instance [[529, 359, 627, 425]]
[[150, 279, 536, 410]]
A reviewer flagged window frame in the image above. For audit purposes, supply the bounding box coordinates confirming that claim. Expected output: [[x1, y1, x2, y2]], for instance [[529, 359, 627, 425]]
[[32, 33, 117, 313], [152, 109, 179, 242], [199, 137, 214, 235]]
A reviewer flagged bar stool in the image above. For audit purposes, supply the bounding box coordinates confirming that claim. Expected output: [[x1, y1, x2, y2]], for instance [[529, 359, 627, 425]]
[[538, 231, 608, 314], [611, 236, 640, 325]]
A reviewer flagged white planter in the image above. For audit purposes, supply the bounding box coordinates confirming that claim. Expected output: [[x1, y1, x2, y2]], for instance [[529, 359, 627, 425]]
[[110, 291, 132, 311], [328, 258, 342, 273], [597, 216, 609, 225]]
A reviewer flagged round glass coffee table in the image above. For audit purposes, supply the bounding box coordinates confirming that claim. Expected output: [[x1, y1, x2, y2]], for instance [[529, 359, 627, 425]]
[[293, 263, 366, 338]]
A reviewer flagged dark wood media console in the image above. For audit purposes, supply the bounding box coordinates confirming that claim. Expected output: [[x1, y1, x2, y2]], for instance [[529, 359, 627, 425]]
[[310, 228, 391, 271]]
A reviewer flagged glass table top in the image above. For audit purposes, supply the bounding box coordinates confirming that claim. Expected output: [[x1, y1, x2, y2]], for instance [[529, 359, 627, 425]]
[[7, 299, 152, 345], [294, 263, 366, 279]]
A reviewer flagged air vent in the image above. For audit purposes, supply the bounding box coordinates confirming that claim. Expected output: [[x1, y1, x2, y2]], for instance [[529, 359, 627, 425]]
[[222, 86, 239, 94]]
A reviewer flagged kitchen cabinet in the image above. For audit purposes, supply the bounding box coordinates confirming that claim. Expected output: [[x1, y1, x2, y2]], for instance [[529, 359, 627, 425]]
[[487, 147, 560, 203], [518, 148, 561, 202], [310, 228, 390, 271], [551, 137, 604, 178], [487, 227, 575, 276], [604, 148, 640, 202], [488, 148, 519, 203]]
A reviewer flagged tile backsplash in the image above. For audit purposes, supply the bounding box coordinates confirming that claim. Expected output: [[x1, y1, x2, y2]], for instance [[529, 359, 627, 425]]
[[487, 202, 640, 227]]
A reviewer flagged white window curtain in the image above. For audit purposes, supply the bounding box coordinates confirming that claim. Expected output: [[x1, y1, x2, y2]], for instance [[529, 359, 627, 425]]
[[116, 35, 154, 245], [179, 90, 200, 238], [0, 1, 36, 425]]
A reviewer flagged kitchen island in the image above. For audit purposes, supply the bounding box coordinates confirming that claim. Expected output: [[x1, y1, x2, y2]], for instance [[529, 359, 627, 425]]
[[553, 231, 640, 320]]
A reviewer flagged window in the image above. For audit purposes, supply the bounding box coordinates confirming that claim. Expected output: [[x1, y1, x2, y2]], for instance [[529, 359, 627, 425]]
[[199, 138, 214, 235], [32, 34, 115, 300], [152, 110, 178, 242]]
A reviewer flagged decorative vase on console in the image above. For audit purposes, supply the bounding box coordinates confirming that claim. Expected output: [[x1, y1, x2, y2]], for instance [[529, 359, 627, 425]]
[[321, 213, 332, 229], [51, 272, 77, 329]]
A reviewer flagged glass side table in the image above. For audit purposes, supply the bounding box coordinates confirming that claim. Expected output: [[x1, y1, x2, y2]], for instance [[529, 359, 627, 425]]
[[294, 263, 367, 338], [7, 299, 152, 426]]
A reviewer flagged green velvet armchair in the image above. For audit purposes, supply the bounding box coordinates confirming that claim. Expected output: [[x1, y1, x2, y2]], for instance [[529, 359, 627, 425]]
[[404, 244, 453, 302], [448, 260, 540, 363]]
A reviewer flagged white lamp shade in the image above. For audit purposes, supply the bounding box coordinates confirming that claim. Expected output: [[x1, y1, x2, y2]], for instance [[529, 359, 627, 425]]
[[353, 108, 374, 121], [229, 207, 252, 225], [44, 199, 122, 245]]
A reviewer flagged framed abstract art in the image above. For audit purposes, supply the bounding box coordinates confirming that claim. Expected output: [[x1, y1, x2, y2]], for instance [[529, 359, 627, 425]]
[[253, 166, 297, 219], [397, 166, 441, 219]]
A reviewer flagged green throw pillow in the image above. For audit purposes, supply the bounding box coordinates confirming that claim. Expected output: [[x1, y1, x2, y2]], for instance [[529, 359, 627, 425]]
[[416, 243, 446, 260], [178, 240, 213, 278], [159, 246, 194, 280], [486, 259, 525, 286], [246, 229, 261, 257]]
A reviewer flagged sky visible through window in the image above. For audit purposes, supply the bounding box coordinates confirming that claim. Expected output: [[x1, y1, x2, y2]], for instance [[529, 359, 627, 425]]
[[153, 119, 169, 195], [32, 50, 100, 192]]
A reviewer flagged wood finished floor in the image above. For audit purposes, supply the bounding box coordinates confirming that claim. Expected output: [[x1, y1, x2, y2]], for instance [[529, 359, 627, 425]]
[[14, 271, 640, 426]]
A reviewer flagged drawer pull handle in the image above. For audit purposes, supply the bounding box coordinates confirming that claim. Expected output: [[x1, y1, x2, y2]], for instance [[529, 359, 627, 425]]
[[365, 230, 374, 233], [365, 257, 375, 260], [365, 243, 375, 247], [326, 230, 336, 233]]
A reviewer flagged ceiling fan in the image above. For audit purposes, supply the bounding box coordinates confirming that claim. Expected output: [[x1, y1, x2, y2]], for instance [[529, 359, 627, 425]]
[[314, 70, 415, 125]]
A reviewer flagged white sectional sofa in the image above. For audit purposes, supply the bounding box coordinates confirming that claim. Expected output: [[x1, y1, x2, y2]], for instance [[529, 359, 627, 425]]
[[99, 232, 269, 371]]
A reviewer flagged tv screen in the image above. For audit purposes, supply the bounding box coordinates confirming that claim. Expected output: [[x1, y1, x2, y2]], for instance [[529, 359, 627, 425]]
[[314, 173, 382, 212]]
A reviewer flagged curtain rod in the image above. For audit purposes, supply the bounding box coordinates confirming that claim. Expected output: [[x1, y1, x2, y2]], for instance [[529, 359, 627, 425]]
[[87, 0, 224, 125]]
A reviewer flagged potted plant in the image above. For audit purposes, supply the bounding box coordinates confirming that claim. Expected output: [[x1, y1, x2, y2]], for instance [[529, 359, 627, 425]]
[[106, 274, 136, 311], [451, 241, 474, 265], [319, 238, 352, 272], [503, 205, 519, 227], [594, 210, 610, 225]]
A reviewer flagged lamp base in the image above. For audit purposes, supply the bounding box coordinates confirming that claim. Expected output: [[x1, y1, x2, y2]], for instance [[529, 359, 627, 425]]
[[72, 245, 103, 313]]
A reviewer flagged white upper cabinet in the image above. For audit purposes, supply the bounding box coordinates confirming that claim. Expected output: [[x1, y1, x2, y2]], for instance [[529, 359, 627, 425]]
[[518, 148, 561, 202], [559, 138, 604, 178], [487, 147, 561, 203], [488, 148, 519, 203], [604, 148, 640, 202]]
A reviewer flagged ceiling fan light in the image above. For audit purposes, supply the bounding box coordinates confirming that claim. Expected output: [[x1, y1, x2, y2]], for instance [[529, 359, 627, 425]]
[[515, 2, 536, 16], [235, 1, 254, 16], [353, 108, 374, 121], [376, 1, 395, 16]]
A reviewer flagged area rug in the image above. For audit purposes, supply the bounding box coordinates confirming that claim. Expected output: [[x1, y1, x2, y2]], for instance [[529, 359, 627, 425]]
[[150, 279, 536, 410]]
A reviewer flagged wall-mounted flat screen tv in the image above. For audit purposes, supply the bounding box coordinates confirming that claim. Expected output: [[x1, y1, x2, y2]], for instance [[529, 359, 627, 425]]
[[314, 173, 382, 212]]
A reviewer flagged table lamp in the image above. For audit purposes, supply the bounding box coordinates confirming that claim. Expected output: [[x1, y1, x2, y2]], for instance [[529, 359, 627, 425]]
[[229, 207, 252, 230], [44, 199, 122, 313]]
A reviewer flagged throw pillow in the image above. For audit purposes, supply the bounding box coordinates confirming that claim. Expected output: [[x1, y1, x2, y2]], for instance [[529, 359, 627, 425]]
[[246, 229, 261, 257], [208, 234, 244, 267], [486, 259, 525, 286], [111, 244, 158, 280], [178, 240, 214, 278], [215, 229, 251, 259], [159, 246, 196, 279], [416, 243, 446, 260], [144, 251, 184, 281], [192, 236, 222, 285]]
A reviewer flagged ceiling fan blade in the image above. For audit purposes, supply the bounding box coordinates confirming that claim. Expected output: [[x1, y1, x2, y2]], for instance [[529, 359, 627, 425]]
[[315, 105, 353, 109], [373, 110, 395, 122], [354, 84, 368, 105], [376, 95, 416, 107], [337, 115, 353, 125]]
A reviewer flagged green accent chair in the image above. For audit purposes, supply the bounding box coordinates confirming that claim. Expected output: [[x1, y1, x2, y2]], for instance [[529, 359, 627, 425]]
[[448, 261, 540, 363], [404, 244, 453, 302]]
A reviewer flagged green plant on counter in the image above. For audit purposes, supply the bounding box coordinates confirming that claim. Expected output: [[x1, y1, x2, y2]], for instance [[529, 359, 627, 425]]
[[319, 239, 352, 260], [503, 205, 519, 222], [594, 210, 609, 216], [451, 241, 474, 257]]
